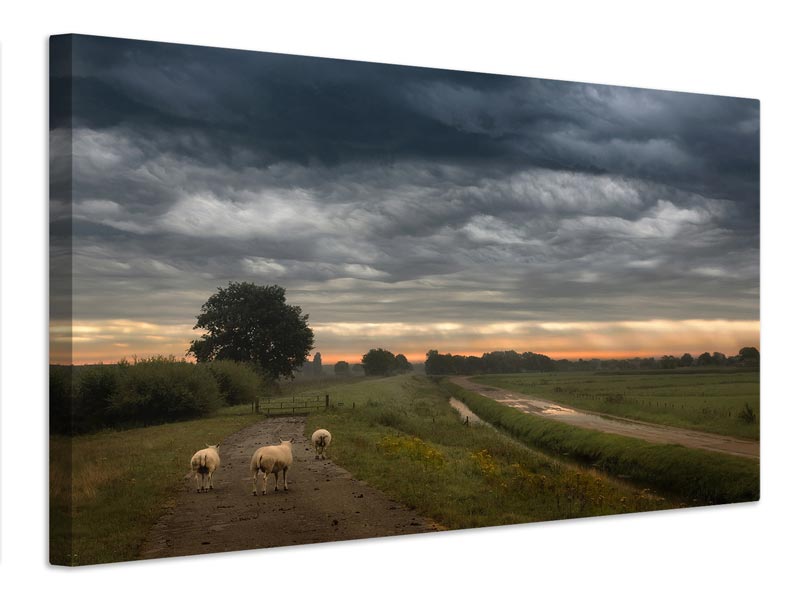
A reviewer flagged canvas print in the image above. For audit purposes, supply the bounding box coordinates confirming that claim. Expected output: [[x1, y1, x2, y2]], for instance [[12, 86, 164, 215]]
[[49, 34, 760, 567]]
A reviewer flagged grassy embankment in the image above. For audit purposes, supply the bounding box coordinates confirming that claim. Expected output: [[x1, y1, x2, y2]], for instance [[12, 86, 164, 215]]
[[443, 379, 759, 505], [305, 375, 676, 530], [471, 371, 759, 439], [50, 405, 262, 567]]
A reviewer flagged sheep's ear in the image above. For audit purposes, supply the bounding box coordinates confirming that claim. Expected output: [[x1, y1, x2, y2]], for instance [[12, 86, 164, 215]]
[[214, 444, 220, 449]]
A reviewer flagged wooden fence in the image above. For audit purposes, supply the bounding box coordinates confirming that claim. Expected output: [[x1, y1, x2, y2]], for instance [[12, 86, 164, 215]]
[[254, 393, 342, 415]]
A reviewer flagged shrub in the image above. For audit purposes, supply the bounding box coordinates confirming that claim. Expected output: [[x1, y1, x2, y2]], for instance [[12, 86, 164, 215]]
[[738, 403, 758, 424], [106, 356, 221, 428], [55, 357, 225, 433], [203, 360, 264, 406], [73, 364, 124, 433], [50, 365, 75, 435]]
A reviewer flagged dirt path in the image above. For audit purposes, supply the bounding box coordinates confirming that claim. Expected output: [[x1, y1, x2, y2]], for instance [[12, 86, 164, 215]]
[[139, 417, 437, 561], [450, 377, 760, 459]]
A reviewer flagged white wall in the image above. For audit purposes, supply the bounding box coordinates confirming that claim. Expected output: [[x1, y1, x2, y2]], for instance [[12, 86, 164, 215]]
[[1, 1, 796, 598]]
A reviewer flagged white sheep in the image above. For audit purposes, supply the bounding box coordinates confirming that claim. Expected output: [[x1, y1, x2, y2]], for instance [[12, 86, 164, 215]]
[[190, 444, 220, 493], [250, 439, 293, 496], [311, 428, 332, 460]]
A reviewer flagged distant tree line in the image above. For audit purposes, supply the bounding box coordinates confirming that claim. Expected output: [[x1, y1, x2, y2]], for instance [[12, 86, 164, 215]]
[[425, 350, 556, 375], [425, 347, 759, 375]]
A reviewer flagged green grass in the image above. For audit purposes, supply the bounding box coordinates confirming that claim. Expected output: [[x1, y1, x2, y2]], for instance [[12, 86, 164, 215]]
[[444, 379, 759, 505], [50, 405, 262, 567], [307, 375, 677, 531], [52, 373, 757, 566], [471, 370, 760, 439]]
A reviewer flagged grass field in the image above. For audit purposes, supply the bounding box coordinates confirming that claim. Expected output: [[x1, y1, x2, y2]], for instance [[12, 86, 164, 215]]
[[50, 406, 263, 566], [305, 375, 676, 529], [444, 379, 759, 505], [471, 370, 759, 440], [52, 372, 758, 566]]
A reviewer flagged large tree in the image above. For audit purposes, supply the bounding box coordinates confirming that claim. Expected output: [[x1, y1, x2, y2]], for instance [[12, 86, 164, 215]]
[[395, 353, 413, 373], [362, 348, 397, 376], [312, 352, 323, 376], [738, 347, 760, 366], [187, 282, 314, 380]]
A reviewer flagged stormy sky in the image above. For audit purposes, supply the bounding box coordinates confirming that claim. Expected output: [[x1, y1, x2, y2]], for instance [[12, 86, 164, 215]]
[[51, 35, 760, 364]]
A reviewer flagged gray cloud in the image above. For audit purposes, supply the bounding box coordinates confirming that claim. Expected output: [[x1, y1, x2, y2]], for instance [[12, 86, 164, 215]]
[[54, 35, 760, 360]]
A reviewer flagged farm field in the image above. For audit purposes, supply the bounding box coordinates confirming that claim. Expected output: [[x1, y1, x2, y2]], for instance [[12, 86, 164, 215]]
[[471, 370, 759, 440]]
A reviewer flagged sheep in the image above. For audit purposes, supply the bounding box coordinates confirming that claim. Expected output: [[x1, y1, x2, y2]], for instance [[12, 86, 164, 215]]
[[311, 428, 332, 460], [250, 439, 293, 496], [190, 444, 220, 493]]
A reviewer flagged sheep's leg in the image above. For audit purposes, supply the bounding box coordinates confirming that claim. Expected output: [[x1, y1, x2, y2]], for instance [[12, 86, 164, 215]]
[[208, 471, 214, 491], [195, 471, 201, 493], [252, 470, 258, 496], [262, 471, 268, 495], [283, 467, 289, 491]]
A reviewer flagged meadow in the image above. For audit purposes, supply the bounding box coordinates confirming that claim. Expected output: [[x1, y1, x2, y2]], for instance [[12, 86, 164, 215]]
[[471, 370, 759, 439], [50, 406, 262, 566], [52, 374, 679, 565]]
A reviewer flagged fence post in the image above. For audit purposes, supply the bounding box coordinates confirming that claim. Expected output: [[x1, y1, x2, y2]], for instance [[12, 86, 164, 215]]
[[325, 394, 330, 409]]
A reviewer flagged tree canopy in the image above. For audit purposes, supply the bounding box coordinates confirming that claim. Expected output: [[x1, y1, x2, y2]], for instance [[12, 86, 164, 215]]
[[334, 360, 350, 376], [395, 353, 413, 373], [187, 282, 314, 380], [361, 348, 414, 376], [738, 347, 760, 362], [361, 348, 398, 376], [312, 352, 323, 376]]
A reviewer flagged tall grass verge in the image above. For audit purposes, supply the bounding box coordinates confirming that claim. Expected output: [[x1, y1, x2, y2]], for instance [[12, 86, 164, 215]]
[[444, 380, 759, 504], [307, 375, 676, 532]]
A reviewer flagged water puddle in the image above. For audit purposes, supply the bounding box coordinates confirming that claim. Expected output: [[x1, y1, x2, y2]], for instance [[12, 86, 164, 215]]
[[539, 403, 577, 415], [448, 398, 490, 427]]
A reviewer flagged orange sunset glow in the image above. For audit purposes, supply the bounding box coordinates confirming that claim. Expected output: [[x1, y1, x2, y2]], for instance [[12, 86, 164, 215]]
[[52, 318, 760, 366]]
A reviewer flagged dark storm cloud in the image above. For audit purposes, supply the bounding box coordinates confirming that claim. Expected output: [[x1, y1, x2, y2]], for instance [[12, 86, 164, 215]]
[[54, 35, 759, 359], [57, 36, 759, 206]]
